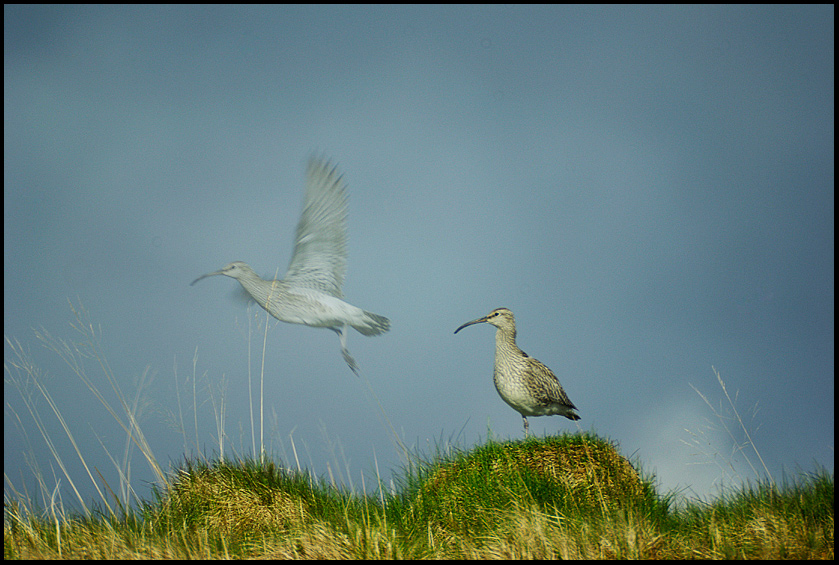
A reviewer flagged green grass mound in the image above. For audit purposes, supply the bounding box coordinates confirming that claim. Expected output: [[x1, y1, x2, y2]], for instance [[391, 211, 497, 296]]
[[407, 432, 653, 537], [153, 460, 313, 541]]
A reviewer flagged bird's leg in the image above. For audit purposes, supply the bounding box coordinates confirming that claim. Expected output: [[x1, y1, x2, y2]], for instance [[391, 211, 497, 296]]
[[522, 415, 530, 438], [332, 325, 360, 377]]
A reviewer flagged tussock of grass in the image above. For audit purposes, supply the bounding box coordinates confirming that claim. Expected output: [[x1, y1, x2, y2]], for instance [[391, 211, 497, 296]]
[[154, 460, 310, 539], [405, 433, 651, 536]]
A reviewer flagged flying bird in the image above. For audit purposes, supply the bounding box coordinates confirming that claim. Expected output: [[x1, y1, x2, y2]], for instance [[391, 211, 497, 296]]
[[192, 157, 390, 375]]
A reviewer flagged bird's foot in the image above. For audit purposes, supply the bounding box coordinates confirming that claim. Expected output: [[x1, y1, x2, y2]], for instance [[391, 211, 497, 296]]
[[333, 324, 360, 377], [341, 347, 360, 377]]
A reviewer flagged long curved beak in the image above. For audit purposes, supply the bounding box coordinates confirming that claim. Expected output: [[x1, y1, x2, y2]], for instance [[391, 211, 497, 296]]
[[190, 270, 224, 286], [454, 315, 489, 334]]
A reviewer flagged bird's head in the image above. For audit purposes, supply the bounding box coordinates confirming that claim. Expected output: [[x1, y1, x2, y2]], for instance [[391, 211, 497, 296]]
[[191, 261, 257, 285], [454, 307, 516, 334]]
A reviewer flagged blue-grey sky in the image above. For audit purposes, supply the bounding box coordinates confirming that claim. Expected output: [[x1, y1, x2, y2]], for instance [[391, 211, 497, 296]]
[[5, 5, 833, 508]]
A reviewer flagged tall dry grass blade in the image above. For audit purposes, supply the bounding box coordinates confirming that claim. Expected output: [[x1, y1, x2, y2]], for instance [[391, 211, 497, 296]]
[[712, 366, 774, 487], [63, 302, 162, 482], [23, 300, 165, 492], [258, 308, 272, 464], [689, 367, 774, 488], [5, 336, 98, 515], [247, 306, 257, 458]]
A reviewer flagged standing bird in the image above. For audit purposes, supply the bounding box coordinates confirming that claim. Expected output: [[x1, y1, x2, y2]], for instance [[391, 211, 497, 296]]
[[192, 158, 390, 375], [454, 307, 579, 437]]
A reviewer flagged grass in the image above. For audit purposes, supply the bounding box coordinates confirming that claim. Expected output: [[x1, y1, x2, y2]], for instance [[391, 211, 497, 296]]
[[4, 303, 834, 559], [4, 436, 833, 559]]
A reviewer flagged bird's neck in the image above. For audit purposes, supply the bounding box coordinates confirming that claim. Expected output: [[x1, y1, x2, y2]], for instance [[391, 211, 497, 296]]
[[239, 276, 286, 310], [494, 327, 519, 354]]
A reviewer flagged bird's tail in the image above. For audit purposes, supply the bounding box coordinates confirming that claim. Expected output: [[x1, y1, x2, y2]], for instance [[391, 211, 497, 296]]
[[352, 311, 391, 336]]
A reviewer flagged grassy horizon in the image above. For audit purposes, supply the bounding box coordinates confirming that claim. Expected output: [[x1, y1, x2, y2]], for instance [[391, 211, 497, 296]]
[[4, 434, 833, 559], [4, 302, 834, 558]]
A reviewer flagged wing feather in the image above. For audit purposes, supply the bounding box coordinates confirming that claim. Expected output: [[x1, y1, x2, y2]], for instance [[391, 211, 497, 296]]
[[283, 157, 348, 297]]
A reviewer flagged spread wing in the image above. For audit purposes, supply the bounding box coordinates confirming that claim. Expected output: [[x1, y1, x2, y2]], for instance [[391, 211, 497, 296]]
[[282, 157, 348, 298]]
